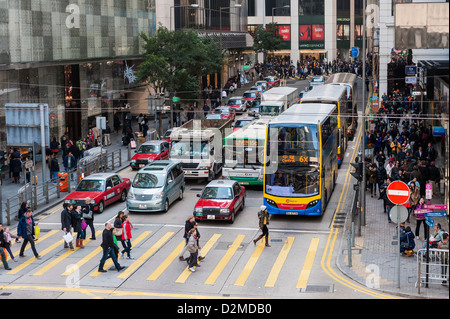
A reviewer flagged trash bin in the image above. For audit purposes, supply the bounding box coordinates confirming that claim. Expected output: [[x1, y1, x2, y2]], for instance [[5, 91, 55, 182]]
[[58, 173, 69, 192]]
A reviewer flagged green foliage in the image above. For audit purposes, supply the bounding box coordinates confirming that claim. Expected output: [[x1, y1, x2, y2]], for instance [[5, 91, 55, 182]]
[[252, 23, 284, 62], [137, 26, 223, 101]]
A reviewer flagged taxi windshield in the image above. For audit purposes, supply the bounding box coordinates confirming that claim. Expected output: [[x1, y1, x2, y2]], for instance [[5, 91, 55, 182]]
[[137, 144, 160, 154], [76, 180, 104, 191], [201, 187, 233, 200]]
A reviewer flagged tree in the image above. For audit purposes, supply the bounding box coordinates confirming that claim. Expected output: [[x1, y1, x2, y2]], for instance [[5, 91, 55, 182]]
[[137, 25, 223, 103], [252, 23, 284, 63]]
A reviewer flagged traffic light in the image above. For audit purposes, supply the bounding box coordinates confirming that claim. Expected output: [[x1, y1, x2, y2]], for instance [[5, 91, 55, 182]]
[[350, 157, 363, 182]]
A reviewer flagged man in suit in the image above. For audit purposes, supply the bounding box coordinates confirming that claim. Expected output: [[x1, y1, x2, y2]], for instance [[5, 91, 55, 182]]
[[97, 222, 125, 273]]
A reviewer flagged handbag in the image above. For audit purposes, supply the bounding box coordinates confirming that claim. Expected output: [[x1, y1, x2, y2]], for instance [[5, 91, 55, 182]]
[[81, 220, 88, 230], [63, 232, 73, 243], [115, 228, 123, 236], [34, 225, 40, 239], [130, 139, 137, 149]]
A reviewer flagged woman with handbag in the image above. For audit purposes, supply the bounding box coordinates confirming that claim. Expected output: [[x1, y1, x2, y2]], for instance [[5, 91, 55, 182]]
[[82, 198, 96, 240], [72, 206, 86, 248], [414, 197, 426, 240], [114, 211, 127, 253]]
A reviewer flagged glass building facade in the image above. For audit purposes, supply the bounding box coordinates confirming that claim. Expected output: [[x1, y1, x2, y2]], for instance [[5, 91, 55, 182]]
[[0, 0, 156, 146]]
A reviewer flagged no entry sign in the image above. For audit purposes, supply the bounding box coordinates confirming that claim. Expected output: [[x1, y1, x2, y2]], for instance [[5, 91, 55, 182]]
[[387, 181, 410, 205]]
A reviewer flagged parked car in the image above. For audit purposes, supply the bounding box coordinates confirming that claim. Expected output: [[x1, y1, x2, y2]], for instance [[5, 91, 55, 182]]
[[232, 116, 255, 132], [64, 173, 131, 213], [226, 96, 247, 112], [130, 140, 171, 170], [193, 180, 246, 224], [127, 160, 185, 213], [264, 76, 280, 88], [78, 146, 107, 170], [243, 91, 258, 103], [213, 106, 236, 121]]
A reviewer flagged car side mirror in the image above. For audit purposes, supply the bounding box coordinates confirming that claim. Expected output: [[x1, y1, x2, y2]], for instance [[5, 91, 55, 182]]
[[168, 179, 173, 184], [235, 195, 239, 199], [196, 194, 201, 197], [107, 186, 111, 190]]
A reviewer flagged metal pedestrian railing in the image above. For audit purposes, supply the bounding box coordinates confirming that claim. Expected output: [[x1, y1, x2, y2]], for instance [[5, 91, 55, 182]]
[[416, 248, 449, 294], [4, 149, 122, 225]]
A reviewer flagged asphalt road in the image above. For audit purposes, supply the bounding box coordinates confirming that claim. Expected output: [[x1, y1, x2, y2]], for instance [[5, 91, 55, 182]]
[[0, 78, 401, 304]]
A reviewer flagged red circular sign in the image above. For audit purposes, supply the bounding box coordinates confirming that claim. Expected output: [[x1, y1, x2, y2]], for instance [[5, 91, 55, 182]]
[[386, 181, 410, 205]]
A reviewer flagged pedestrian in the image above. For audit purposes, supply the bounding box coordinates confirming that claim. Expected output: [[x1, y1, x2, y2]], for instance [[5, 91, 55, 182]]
[[400, 226, 415, 255], [121, 214, 134, 259], [380, 179, 395, 223], [63, 151, 76, 180], [253, 205, 271, 247], [82, 198, 96, 240], [3, 226, 20, 261], [50, 153, 60, 183], [72, 205, 85, 248], [367, 163, 378, 197], [414, 197, 426, 239], [97, 222, 125, 273], [18, 209, 40, 259], [179, 215, 196, 261], [407, 182, 420, 222], [0, 224, 12, 270], [114, 211, 127, 253], [187, 228, 199, 272], [437, 233, 449, 286], [61, 203, 75, 250]]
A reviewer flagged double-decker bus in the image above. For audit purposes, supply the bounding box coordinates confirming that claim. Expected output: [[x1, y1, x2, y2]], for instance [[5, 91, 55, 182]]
[[325, 72, 359, 140], [222, 118, 271, 186], [263, 103, 338, 216], [300, 84, 348, 166]]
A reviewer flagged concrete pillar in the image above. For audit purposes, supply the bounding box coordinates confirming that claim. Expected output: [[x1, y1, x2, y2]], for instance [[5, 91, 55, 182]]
[[325, 0, 337, 61], [290, 0, 299, 66]]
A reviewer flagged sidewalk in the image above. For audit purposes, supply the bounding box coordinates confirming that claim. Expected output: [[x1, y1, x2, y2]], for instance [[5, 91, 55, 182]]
[[337, 167, 448, 299]]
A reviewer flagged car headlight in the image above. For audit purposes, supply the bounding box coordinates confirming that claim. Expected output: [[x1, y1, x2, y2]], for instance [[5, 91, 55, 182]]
[[153, 192, 165, 199], [127, 192, 135, 199], [198, 164, 212, 170], [220, 208, 230, 214], [131, 160, 136, 163], [195, 207, 203, 213], [307, 199, 319, 209]]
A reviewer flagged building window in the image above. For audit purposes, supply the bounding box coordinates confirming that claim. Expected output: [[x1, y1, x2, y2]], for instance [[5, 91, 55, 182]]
[[266, 0, 291, 16], [299, 0, 324, 16], [248, 0, 256, 16]]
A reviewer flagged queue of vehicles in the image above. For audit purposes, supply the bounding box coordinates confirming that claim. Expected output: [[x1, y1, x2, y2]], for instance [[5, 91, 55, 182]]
[[64, 74, 353, 221]]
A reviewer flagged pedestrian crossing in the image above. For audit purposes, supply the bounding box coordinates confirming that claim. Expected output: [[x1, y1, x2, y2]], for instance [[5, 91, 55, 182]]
[[3, 227, 324, 292]]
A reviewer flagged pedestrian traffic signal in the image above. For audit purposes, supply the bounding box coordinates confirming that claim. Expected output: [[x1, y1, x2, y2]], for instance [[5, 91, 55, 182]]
[[350, 159, 363, 182]]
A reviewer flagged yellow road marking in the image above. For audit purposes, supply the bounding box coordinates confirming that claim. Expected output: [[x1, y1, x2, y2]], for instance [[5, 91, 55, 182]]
[[33, 230, 102, 276], [175, 233, 221, 283], [8, 229, 59, 261], [8, 238, 64, 275], [117, 232, 173, 279], [205, 235, 245, 285], [264, 237, 295, 287], [89, 231, 152, 277], [147, 240, 185, 281], [234, 238, 266, 286], [296, 238, 320, 289]]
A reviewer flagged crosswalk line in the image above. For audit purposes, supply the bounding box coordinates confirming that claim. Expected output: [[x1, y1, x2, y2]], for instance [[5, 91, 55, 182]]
[[7, 229, 59, 262], [296, 238, 320, 289], [89, 231, 152, 277], [175, 233, 221, 284], [8, 238, 65, 275], [117, 232, 174, 279], [264, 237, 295, 288], [32, 231, 103, 276], [205, 235, 245, 285], [147, 240, 185, 281], [234, 238, 266, 286]]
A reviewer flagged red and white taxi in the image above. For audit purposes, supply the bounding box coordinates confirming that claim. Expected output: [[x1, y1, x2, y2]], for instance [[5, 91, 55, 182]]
[[194, 180, 246, 224], [243, 91, 258, 103], [213, 106, 236, 121], [264, 76, 280, 88], [64, 173, 131, 213], [226, 97, 247, 113], [130, 140, 171, 170]]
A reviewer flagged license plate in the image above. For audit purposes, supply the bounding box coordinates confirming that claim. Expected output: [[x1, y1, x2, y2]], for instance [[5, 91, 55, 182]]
[[139, 204, 147, 209], [186, 171, 192, 175], [286, 211, 298, 216], [207, 215, 215, 220]]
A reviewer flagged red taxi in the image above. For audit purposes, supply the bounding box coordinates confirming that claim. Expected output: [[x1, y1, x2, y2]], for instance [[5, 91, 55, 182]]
[[243, 91, 258, 103], [130, 140, 171, 170], [64, 173, 131, 213], [194, 180, 246, 224], [226, 97, 247, 113], [162, 129, 173, 143], [213, 106, 236, 121], [264, 76, 280, 88]]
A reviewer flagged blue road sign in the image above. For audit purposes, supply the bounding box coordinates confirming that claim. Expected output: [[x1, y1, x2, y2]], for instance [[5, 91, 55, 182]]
[[425, 217, 434, 228], [351, 47, 360, 57], [424, 211, 447, 217]]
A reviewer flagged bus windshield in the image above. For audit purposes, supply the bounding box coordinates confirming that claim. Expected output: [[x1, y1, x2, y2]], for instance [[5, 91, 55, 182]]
[[265, 124, 320, 197]]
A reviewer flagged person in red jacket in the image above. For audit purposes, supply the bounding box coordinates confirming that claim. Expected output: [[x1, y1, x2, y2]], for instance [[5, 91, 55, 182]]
[[121, 214, 134, 259]]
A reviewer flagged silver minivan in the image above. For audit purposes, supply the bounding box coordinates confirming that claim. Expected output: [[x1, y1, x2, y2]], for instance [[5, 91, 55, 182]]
[[127, 160, 185, 213]]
